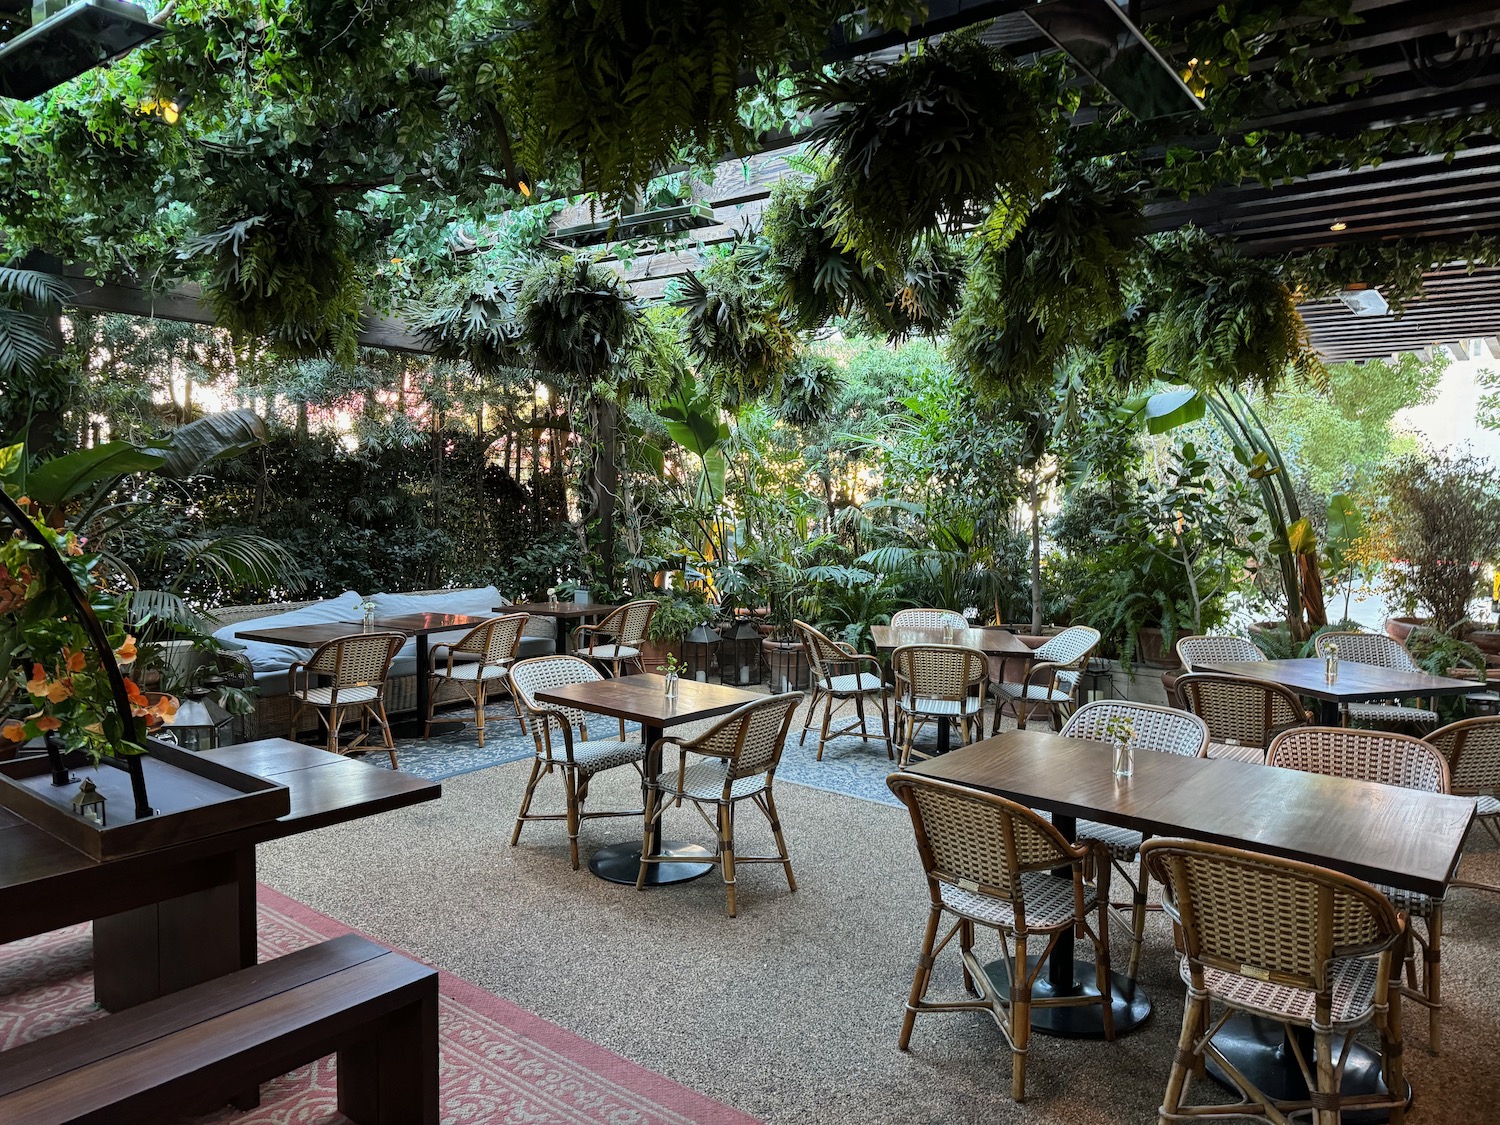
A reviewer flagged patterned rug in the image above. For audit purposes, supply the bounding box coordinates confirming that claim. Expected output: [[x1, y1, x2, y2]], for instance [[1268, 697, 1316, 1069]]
[[0, 886, 758, 1125]]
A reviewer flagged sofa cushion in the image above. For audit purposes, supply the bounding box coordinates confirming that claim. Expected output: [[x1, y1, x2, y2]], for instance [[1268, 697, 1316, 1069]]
[[212, 590, 367, 694]]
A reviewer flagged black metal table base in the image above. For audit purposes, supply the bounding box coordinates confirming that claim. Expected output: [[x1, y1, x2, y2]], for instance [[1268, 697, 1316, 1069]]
[[1204, 1014, 1409, 1124], [589, 840, 715, 885], [981, 955, 1151, 1038]]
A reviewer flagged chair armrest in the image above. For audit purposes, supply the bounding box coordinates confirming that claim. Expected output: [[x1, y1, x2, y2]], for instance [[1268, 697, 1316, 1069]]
[[428, 642, 454, 674], [572, 623, 613, 652], [287, 660, 307, 695]]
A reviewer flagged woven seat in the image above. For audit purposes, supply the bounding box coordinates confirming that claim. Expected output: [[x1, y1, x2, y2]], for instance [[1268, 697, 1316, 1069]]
[[1269, 725, 1451, 1054], [1175, 672, 1308, 765], [508, 656, 648, 871], [1315, 631, 1440, 730], [1425, 716, 1500, 892], [795, 620, 891, 762], [990, 625, 1098, 732], [639, 693, 801, 916], [288, 630, 405, 768], [891, 608, 968, 630], [891, 644, 988, 768], [577, 642, 639, 661], [1143, 839, 1407, 1124], [573, 600, 657, 679], [887, 773, 1115, 1103], [1064, 701, 1208, 980], [427, 613, 528, 746]]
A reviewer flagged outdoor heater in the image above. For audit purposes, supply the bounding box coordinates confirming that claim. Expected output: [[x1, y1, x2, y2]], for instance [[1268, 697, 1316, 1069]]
[[0, 0, 163, 101]]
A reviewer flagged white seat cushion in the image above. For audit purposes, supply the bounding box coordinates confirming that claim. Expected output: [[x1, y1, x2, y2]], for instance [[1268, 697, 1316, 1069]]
[[1184, 955, 1381, 1029], [1373, 882, 1440, 918], [828, 672, 885, 694], [1346, 702, 1438, 724], [899, 696, 983, 717], [993, 682, 1071, 703], [292, 684, 379, 706], [433, 661, 511, 684], [1077, 820, 1144, 861], [656, 759, 767, 800], [1207, 740, 1266, 765], [545, 738, 644, 773], [1475, 793, 1500, 816], [940, 872, 1098, 931], [574, 643, 640, 662]]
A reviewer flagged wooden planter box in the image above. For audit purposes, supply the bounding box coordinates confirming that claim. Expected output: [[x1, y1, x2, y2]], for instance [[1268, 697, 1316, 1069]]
[[0, 739, 289, 861]]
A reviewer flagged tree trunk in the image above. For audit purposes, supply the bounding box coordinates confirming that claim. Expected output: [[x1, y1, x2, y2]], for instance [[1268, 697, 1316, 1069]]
[[591, 398, 620, 591], [1030, 474, 1043, 635]]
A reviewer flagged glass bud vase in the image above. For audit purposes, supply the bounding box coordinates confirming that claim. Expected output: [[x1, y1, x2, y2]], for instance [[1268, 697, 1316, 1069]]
[[1325, 651, 1339, 682], [1112, 738, 1134, 779], [362, 605, 376, 632], [663, 671, 679, 700]]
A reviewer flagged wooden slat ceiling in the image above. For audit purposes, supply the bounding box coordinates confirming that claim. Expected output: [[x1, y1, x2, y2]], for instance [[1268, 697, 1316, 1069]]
[[1298, 266, 1500, 361]]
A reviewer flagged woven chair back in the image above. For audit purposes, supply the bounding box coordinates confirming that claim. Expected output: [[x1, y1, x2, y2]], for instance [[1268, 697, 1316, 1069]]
[[891, 644, 988, 706], [509, 656, 602, 746], [891, 608, 968, 630], [597, 600, 658, 647], [1268, 726, 1450, 793], [794, 619, 855, 681], [1426, 716, 1500, 795], [888, 773, 1080, 906], [1176, 634, 1264, 669], [1174, 673, 1306, 750], [1314, 630, 1418, 673], [1031, 625, 1101, 692], [1142, 838, 1401, 991], [455, 613, 528, 664], [684, 692, 802, 781], [1062, 700, 1209, 757], [306, 631, 403, 687]]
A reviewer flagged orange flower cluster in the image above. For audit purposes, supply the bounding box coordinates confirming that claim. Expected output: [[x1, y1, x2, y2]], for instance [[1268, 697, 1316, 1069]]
[[0, 561, 33, 613], [125, 677, 178, 725]]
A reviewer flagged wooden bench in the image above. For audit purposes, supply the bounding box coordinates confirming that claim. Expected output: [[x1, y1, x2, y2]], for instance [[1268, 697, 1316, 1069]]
[[0, 933, 438, 1124]]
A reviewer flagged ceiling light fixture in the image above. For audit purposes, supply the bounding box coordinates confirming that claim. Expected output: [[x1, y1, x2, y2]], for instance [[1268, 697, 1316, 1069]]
[[0, 0, 163, 101], [1337, 284, 1389, 317]]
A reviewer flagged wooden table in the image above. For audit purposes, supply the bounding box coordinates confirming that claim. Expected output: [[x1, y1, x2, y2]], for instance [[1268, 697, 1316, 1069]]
[[234, 621, 374, 648], [356, 612, 489, 735], [535, 673, 765, 885], [911, 729, 1475, 1116], [495, 602, 620, 655], [0, 739, 439, 1012], [1199, 658, 1477, 724]]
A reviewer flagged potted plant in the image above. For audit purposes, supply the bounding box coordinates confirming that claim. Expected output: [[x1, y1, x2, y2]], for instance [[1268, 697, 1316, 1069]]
[[640, 588, 716, 671]]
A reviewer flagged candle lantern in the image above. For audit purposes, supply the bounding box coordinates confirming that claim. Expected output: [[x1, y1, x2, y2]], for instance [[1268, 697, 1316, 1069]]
[[71, 777, 106, 826], [683, 624, 721, 682], [720, 618, 764, 687], [165, 686, 232, 751]]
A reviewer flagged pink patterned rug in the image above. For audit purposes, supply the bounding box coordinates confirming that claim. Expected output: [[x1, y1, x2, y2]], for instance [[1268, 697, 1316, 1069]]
[[0, 886, 758, 1125]]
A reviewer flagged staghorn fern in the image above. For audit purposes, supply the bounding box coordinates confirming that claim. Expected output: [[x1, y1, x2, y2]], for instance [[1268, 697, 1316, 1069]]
[[672, 251, 797, 408]]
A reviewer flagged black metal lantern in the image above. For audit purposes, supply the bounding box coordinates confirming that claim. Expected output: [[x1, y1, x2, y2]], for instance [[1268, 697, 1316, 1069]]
[[763, 635, 810, 694], [720, 618, 764, 687], [683, 624, 720, 683], [164, 687, 232, 751], [71, 777, 106, 825]]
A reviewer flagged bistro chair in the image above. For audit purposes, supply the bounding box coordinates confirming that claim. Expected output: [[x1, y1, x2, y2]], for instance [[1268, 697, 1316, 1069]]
[[1173, 671, 1308, 764], [990, 625, 1099, 733], [508, 656, 647, 871], [1426, 716, 1500, 891], [891, 608, 968, 631], [572, 599, 658, 678], [1175, 633, 1265, 669], [890, 644, 988, 768], [287, 630, 405, 768], [1269, 726, 1451, 1054], [1140, 838, 1407, 1125], [637, 693, 801, 916], [1313, 631, 1439, 730], [1065, 701, 1209, 981], [885, 772, 1115, 1103], [425, 612, 529, 746], [794, 620, 892, 762]]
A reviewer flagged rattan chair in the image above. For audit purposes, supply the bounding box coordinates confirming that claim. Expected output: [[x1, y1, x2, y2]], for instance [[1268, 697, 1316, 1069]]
[[1175, 633, 1265, 669], [1141, 838, 1407, 1125], [886, 772, 1115, 1102], [1066, 701, 1210, 980], [1313, 631, 1439, 729], [890, 644, 988, 768], [637, 693, 801, 916], [287, 630, 405, 767], [1426, 716, 1500, 890], [1174, 671, 1308, 764], [794, 620, 891, 761], [891, 608, 968, 630], [990, 625, 1099, 733], [1269, 726, 1450, 1054], [508, 656, 647, 870], [425, 612, 529, 745], [572, 599, 658, 677]]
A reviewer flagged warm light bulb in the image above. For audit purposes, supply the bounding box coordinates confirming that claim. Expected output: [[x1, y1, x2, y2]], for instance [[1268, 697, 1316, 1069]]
[[1329, 221, 1348, 232]]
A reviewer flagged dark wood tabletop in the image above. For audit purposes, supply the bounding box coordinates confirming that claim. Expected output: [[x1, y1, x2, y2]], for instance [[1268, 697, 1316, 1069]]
[[234, 622, 377, 647], [909, 728, 1476, 897], [353, 612, 488, 636], [871, 625, 1035, 656], [536, 673, 765, 728], [1198, 658, 1478, 702], [495, 601, 620, 619]]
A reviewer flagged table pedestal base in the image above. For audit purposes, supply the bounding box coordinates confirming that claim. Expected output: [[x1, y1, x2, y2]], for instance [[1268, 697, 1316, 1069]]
[[389, 717, 464, 740], [589, 840, 715, 885], [1205, 1014, 1408, 1124], [981, 955, 1151, 1038]]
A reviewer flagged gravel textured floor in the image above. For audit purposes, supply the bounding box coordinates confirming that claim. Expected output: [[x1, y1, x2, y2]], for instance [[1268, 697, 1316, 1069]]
[[258, 725, 1500, 1124]]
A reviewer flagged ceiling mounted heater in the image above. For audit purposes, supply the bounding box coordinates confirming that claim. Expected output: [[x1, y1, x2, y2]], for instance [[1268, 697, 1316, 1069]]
[[0, 0, 163, 101]]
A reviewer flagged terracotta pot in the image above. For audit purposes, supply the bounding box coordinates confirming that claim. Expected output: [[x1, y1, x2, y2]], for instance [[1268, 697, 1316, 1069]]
[[762, 637, 810, 692], [1136, 627, 1185, 668], [638, 639, 680, 673], [1469, 629, 1500, 656], [1384, 616, 1429, 645]]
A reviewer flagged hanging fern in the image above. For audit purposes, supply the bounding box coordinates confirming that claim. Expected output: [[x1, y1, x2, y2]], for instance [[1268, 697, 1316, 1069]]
[[672, 251, 797, 408], [410, 276, 525, 375], [777, 351, 843, 426], [803, 33, 1056, 271], [518, 254, 644, 391]]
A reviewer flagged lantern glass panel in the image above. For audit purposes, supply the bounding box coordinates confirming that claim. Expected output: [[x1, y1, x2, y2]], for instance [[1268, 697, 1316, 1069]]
[[683, 625, 720, 682], [720, 620, 763, 686]]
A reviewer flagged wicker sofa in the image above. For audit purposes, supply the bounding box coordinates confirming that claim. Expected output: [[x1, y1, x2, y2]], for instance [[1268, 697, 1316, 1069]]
[[208, 587, 555, 743]]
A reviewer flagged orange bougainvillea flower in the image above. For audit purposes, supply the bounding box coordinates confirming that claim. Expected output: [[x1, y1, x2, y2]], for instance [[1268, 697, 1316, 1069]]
[[33, 716, 60, 732], [65, 534, 83, 557], [64, 647, 87, 673], [0, 719, 26, 742], [25, 663, 48, 698], [124, 677, 147, 706], [114, 635, 138, 664]]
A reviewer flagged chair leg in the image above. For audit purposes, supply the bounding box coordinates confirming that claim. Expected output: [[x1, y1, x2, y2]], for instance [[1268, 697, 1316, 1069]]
[[878, 691, 894, 760], [718, 800, 737, 917], [1385, 975, 1407, 1125], [423, 673, 436, 739], [1160, 989, 1204, 1119], [374, 702, 397, 769], [761, 789, 796, 892], [1011, 933, 1031, 1102], [1426, 904, 1442, 1053], [471, 681, 486, 748], [1129, 856, 1150, 981], [562, 767, 581, 871], [636, 786, 660, 891], [1313, 1028, 1337, 1125], [324, 705, 342, 755], [798, 686, 821, 746], [817, 695, 834, 761], [511, 757, 545, 845], [899, 906, 942, 1051]]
